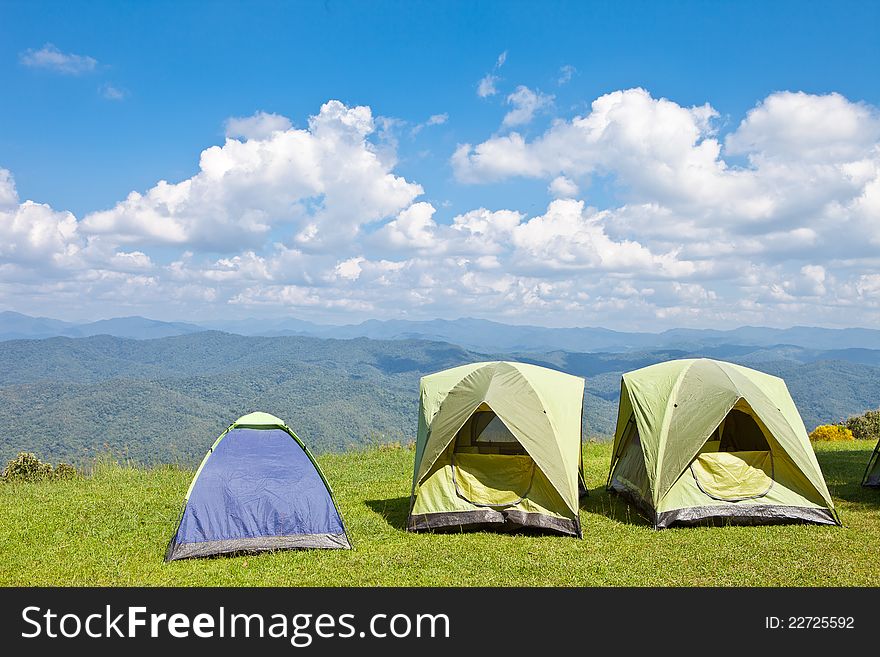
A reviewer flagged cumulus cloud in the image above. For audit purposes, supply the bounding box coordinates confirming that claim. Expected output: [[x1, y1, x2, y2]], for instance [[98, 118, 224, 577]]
[[726, 91, 880, 163], [509, 199, 695, 277], [502, 86, 554, 127], [0, 199, 81, 268], [445, 87, 880, 325], [3, 91, 880, 329], [453, 88, 880, 253], [20, 43, 97, 75], [224, 111, 293, 140], [375, 202, 439, 250], [81, 101, 423, 251], [0, 171, 82, 270], [454, 88, 723, 192], [548, 175, 578, 198], [0, 167, 165, 317]]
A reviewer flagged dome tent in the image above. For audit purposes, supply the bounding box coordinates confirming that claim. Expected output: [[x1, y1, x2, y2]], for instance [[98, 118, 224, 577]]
[[407, 361, 586, 537], [607, 359, 839, 529], [166, 412, 350, 561]]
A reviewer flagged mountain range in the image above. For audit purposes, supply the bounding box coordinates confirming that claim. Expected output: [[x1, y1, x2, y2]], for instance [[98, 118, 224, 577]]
[[0, 328, 879, 467], [4, 311, 880, 353]]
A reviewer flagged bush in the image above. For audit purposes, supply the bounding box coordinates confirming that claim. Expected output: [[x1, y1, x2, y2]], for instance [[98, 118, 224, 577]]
[[3, 452, 54, 481], [809, 424, 853, 442], [1, 452, 79, 482], [53, 462, 78, 480], [845, 409, 880, 442]]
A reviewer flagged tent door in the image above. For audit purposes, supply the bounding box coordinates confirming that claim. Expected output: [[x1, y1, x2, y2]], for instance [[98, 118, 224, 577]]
[[691, 404, 775, 501], [451, 452, 536, 507], [691, 450, 774, 501], [450, 404, 536, 507]]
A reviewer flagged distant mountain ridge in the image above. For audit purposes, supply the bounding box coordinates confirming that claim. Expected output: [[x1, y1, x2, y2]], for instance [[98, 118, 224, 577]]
[[1, 330, 879, 467], [4, 311, 880, 353], [0, 311, 204, 341]]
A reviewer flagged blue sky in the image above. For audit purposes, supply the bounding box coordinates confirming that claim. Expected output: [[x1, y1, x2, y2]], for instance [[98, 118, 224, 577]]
[[0, 1, 879, 328]]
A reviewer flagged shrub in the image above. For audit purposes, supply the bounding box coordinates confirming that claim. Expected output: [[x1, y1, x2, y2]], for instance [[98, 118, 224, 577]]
[[53, 462, 78, 480], [809, 424, 853, 442], [3, 452, 54, 482], [1, 452, 79, 482], [845, 409, 880, 442]]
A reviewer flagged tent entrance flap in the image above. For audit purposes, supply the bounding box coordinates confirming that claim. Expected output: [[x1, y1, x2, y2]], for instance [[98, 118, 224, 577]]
[[452, 453, 536, 507], [691, 450, 774, 501], [451, 404, 536, 507]]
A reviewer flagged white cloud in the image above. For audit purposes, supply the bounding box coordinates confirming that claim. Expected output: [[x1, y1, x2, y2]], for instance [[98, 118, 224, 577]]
[[109, 250, 154, 272], [502, 86, 554, 127], [450, 208, 523, 251], [548, 175, 578, 198], [0, 199, 81, 268], [20, 44, 97, 75], [3, 91, 880, 330], [0, 171, 82, 270], [477, 75, 499, 98], [476, 50, 508, 98], [453, 88, 880, 252], [411, 113, 449, 135], [374, 202, 438, 250], [224, 111, 293, 140], [726, 91, 880, 163], [0, 169, 19, 210], [100, 84, 127, 101], [334, 256, 365, 281], [81, 102, 423, 251], [510, 199, 695, 277], [557, 65, 576, 86], [455, 88, 724, 194]]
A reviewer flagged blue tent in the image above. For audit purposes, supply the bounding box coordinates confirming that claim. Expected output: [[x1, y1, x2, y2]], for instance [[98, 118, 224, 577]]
[[165, 412, 350, 561]]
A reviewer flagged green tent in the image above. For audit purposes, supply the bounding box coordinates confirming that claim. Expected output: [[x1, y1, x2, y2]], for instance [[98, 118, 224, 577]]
[[863, 442, 880, 487], [607, 358, 839, 528], [407, 361, 586, 537]]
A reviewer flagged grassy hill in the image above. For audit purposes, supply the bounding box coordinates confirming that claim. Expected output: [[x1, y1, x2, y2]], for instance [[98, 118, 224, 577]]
[[2, 332, 880, 466], [1, 440, 877, 586]]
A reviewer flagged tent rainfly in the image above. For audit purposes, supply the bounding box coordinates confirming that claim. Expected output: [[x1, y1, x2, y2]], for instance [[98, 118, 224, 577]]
[[165, 412, 350, 561], [407, 361, 586, 537], [607, 359, 840, 529], [863, 441, 880, 487]]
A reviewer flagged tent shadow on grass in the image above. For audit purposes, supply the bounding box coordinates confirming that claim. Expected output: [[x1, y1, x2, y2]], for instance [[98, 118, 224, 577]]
[[815, 447, 878, 505], [579, 487, 653, 527], [365, 497, 410, 530]]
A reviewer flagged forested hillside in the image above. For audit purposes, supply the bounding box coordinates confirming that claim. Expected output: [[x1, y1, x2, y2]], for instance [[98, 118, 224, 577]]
[[1, 332, 879, 466]]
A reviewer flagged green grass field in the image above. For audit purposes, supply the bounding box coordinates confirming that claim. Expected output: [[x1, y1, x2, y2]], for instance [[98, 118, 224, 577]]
[[1, 440, 878, 586]]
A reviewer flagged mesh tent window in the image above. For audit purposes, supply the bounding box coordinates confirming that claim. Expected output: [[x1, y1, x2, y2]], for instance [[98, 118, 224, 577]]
[[454, 404, 528, 455]]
